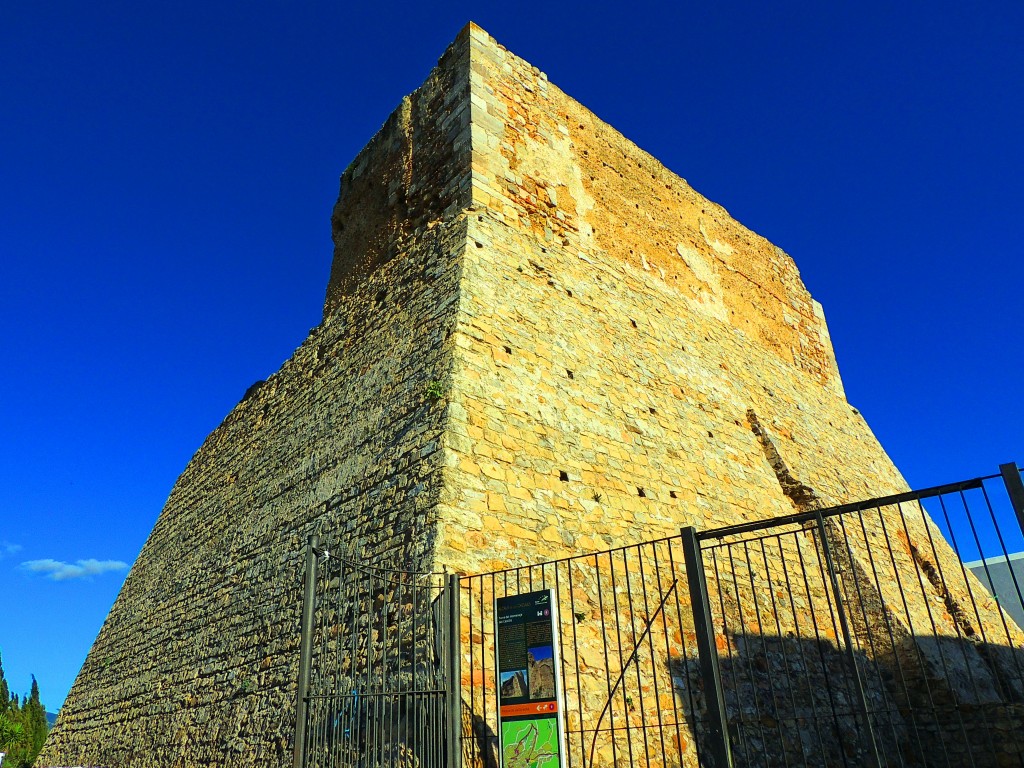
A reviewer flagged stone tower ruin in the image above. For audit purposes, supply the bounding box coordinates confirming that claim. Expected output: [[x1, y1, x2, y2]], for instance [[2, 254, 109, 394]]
[[39, 23, 1021, 768]]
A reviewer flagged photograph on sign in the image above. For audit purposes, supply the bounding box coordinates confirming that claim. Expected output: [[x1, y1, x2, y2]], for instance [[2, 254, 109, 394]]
[[500, 670, 527, 699], [495, 589, 567, 768], [527, 644, 555, 699]]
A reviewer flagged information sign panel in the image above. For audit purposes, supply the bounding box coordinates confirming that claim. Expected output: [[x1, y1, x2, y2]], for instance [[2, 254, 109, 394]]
[[495, 589, 567, 768]]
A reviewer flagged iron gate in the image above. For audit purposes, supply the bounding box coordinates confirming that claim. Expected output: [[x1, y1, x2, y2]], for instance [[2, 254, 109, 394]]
[[294, 536, 461, 768]]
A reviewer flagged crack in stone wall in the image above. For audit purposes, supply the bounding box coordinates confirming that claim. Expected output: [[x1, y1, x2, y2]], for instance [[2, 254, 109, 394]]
[[746, 406, 1024, 761], [746, 408, 820, 512], [903, 533, 1024, 704]]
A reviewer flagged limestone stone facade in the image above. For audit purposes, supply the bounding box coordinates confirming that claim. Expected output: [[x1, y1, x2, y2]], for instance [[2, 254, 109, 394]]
[[38, 23, 1019, 768]]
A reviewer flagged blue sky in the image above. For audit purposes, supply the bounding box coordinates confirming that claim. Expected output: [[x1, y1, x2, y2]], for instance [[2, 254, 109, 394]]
[[1, 1, 1021, 711]]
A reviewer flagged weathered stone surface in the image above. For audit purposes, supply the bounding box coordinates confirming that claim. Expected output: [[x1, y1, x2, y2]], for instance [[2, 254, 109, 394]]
[[39, 22, 1022, 768], [39, 30, 472, 768]]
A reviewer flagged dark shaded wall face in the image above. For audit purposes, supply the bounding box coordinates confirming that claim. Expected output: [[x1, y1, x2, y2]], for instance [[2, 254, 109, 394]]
[[38, 30, 475, 768]]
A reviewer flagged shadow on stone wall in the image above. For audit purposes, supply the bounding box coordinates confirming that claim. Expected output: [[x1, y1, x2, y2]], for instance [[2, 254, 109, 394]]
[[673, 633, 1024, 768]]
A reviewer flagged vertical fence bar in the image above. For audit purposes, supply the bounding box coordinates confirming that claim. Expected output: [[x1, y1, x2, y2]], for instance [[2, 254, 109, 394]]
[[813, 514, 882, 768], [446, 573, 462, 768], [681, 526, 733, 768], [294, 534, 320, 768], [1000, 463, 1024, 537]]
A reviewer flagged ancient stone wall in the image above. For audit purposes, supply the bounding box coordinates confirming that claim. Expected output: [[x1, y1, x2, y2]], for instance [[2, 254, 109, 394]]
[[436, 25, 907, 575], [39, 28, 474, 768], [440, 26, 1023, 768]]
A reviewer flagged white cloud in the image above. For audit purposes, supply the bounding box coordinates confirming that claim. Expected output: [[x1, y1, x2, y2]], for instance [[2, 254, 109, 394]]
[[1, 541, 22, 558], [21, 558, 129, 581]]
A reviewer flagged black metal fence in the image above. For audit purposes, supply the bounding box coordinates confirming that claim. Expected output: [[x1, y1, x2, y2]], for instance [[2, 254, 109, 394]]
[[294, 536, 461, 768], [458, 536, 702, 768], [297, 464, 1024, 767], [688, 464, 1024, 768]]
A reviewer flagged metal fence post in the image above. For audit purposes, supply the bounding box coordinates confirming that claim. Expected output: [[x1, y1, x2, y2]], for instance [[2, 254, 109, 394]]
[[1000, 463, 1024, 538], [293, 534, 320, 768], [445, 573, 462, 768], [681, 526, 733, 768]]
